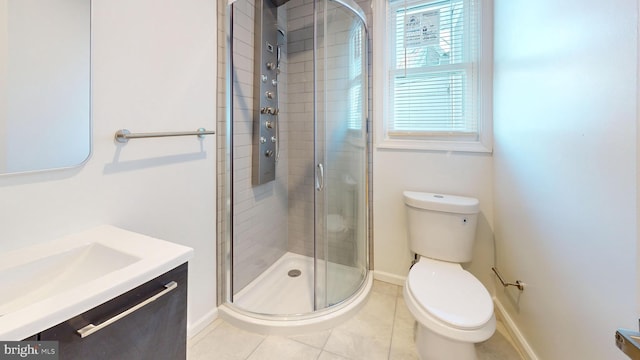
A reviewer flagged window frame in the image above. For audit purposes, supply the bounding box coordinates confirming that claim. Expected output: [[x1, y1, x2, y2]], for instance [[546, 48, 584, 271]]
[[373, 0, 493, 153]]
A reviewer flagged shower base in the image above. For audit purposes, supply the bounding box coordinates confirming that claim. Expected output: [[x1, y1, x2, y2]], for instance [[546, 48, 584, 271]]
[[219, 252, 372, 335]]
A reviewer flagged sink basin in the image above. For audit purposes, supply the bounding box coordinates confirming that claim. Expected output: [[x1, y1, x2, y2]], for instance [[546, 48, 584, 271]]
[[0, 243, 140, 316], [0, 225, 193, 340]]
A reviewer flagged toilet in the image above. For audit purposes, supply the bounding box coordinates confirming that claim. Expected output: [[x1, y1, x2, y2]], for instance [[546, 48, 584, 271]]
[[403, 191, 495, 360]]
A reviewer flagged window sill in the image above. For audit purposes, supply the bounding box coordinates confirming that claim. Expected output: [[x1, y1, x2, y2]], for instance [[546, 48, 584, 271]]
[[376, 138, 492, 153]]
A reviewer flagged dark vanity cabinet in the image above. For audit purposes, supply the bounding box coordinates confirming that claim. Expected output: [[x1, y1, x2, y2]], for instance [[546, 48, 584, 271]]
[[31, 264, 188, 360]]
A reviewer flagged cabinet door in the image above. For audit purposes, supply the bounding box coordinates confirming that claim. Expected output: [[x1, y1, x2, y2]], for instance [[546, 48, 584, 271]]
[[41, 263, 188, 360]]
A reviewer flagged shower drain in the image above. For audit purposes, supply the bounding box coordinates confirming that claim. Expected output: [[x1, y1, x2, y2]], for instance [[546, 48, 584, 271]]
[[288, 269, 302, 277]]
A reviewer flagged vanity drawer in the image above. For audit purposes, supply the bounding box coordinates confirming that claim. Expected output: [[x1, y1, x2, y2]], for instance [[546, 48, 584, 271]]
[[39, 263, 188, 360]]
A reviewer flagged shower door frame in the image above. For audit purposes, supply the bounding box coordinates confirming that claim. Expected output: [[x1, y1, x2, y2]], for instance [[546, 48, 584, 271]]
[[220, 0, 371, 319], [313, 0, 371, 311]]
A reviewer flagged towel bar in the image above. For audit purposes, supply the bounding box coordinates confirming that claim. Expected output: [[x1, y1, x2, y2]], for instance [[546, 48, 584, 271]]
[[115, 128, 215, 144]]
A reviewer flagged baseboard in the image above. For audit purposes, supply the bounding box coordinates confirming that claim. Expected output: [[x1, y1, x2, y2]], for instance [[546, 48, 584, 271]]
[[187, 307, 219, 339], [373, 270, 406, 286], [493, 298, 539, 360]]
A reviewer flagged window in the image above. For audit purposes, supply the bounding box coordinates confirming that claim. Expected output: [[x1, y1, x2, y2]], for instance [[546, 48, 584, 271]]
[[375, 0, 492, 152], [347, 24, 365, 132]]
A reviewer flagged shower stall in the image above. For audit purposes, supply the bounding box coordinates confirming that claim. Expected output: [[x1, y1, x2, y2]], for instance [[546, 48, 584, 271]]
[[218, 0, 371, 332]]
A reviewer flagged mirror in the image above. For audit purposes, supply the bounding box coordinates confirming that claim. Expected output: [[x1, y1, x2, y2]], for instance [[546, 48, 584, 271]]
[[0, 0, 91, 175]]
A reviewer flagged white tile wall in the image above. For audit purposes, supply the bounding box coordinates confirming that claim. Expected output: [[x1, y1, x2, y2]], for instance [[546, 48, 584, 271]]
[[230, 0, 289, 294], [285, 0, 316, 257]]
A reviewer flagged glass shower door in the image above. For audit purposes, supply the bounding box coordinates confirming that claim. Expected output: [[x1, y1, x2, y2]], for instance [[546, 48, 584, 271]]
[[315, 0, 368, 309]]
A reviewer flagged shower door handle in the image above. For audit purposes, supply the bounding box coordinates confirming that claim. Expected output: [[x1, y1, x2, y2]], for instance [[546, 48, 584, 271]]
[[316, 163, 325, 191]]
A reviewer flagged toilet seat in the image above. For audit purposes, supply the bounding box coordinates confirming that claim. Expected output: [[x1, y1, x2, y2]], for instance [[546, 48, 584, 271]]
[[407, 257, 493, 330], [327, 214, 347, 232]]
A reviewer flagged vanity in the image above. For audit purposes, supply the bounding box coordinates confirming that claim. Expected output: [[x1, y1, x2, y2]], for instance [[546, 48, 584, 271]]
[[0, 226, 193, 360]]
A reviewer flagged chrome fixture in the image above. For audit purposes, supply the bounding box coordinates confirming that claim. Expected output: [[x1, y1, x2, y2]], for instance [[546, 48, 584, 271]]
[[252, 0, 279, 185], [491, 267, 524, 291], [616, 324, 640, 359], [114, 128, 215, 144], [315, 163, 325, 191], [77, 281, 178, 338]]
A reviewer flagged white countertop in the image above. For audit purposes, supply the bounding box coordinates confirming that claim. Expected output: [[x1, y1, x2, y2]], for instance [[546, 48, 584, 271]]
[[0, 225, 194, 340]]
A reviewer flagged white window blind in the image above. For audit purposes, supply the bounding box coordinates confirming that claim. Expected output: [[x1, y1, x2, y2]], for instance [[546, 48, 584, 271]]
[[388, 0, 478, 138], [348, 25, 364, 131]]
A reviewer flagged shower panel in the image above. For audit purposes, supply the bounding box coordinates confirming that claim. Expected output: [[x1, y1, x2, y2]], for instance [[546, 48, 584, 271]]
[[253, 0, 279, 185]]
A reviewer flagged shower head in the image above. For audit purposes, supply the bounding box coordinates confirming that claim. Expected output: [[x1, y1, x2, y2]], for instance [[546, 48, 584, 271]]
[[269, 0, 291, 7]]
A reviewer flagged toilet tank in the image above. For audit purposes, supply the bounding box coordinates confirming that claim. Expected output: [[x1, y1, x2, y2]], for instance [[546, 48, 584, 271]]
[[403, 191, 480, 263]]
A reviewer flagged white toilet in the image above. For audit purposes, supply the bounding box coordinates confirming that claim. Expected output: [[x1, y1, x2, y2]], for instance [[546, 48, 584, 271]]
[[403, 191, 495, 360]]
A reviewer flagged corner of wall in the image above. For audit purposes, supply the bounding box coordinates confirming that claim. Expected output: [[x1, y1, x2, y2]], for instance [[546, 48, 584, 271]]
[[373, 270, 406, 286], [493, 297, 539, 360], [187, 308, 219, 339]]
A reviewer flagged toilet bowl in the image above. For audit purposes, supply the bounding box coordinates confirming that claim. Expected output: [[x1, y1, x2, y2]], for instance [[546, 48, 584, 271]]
[[328, 214, 348, 235], [403, 191, 495, 360], [405, 257, 495, 359]]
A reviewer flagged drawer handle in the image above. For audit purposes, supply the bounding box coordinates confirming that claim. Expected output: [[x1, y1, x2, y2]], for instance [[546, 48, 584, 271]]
[[76, 281, 178, 338]]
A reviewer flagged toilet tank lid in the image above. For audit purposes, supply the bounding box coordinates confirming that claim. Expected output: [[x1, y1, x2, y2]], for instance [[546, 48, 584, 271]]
[[403, 191, 479, 214]]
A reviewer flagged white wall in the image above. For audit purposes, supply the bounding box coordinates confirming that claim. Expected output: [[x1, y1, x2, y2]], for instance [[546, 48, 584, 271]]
[[493, 1, 637, 359], [373, 150, 495, 289], [0, 0, 217, 336], [0, 0, 6, 171], [637, 2, 640, 320]]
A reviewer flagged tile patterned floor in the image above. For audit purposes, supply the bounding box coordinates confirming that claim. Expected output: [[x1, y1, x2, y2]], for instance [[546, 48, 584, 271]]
[[188, 280, 523, 360]]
